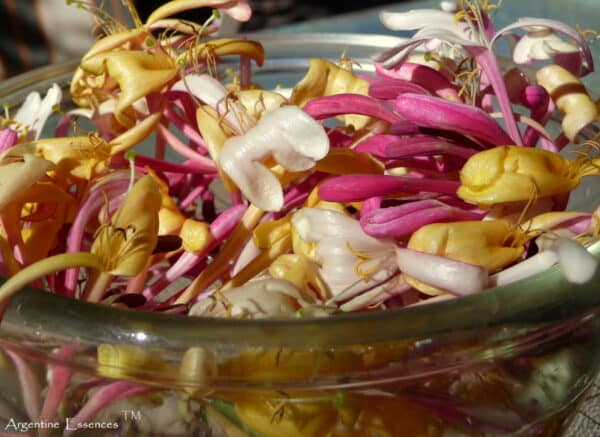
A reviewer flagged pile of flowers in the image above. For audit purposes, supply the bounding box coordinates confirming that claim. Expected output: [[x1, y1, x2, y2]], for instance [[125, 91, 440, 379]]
[[0, 0, 599, 434], [0, 0, 599, 317]]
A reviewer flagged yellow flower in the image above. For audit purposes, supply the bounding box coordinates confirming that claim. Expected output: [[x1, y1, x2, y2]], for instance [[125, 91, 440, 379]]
[[457, 146, 599, 207], [91, 175, 161, 276], [406, 220, 525, 295], [290, 58, 371, 130]]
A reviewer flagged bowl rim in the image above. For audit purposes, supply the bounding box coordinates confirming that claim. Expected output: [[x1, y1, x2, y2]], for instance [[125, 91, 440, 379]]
[[0, 32, 599, 349]]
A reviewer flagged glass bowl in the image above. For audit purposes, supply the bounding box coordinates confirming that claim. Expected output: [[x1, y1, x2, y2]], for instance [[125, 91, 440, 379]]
[[0, 33, 599, 437]]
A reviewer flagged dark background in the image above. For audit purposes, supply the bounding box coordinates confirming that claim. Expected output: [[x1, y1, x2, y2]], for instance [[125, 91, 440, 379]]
[[135, 0, 398, 31]]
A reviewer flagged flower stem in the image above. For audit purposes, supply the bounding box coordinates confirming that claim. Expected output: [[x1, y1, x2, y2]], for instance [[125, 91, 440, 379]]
[[0, 253, 102, 309], [82, 271, 114, 303]]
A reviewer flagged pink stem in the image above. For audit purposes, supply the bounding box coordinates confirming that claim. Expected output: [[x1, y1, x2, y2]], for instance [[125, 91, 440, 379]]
[[38, 346, 78, 436], [156, 123, 217, 169], [64, 382, 153, 436], [469, 48, 523, 145], [142, 204, 246, 300], [0, 128, 18, 152], [64, 180, 129, 295], [4, 349, 41, 421], [303, 94, 401, 124], [384, 135, 478, 160], [163, 106, 208, 152], [180, 185, 207, 210], [361, 201, 483, 238], [319, 174, 460, 202]]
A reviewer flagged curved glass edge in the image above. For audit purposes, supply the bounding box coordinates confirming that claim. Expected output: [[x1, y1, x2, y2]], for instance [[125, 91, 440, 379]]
[[0, 33, 598, 349], [1, 240, 599, 349]]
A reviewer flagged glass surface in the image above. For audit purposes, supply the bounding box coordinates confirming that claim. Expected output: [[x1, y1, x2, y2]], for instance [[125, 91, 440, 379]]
[[0, 34, 599, 436]]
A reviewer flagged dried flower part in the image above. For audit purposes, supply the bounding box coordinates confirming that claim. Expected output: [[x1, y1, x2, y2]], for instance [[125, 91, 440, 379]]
[[91, 175, 161, 276], [536, 64, 598, 142], [291, 58, 371, 130], [457, 146, 585, 206]]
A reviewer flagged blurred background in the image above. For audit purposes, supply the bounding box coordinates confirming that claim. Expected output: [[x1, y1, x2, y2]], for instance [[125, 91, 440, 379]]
[[0, 0, 397, 79]]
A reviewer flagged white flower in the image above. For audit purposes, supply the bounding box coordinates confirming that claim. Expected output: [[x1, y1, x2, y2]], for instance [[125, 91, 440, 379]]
[[219, 106, 329, 211], [291, 208, 397, 302], [13, 83, 62, 140], [513, 25, 579, 64]]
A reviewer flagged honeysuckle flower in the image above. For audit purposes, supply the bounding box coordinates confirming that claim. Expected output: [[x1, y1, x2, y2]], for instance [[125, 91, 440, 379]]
[[457, 146, 600, 207], [405, 220, 526, 295], [190, 278, 308, 318], [219, 105, 329, 211], [90, 175, 161, 277], [536, 64, 598, 142], [0, 175, 161, 305], [291, 207, 397, 301], [291, 58, 372, 130], [2, 113, 161, 180], [513, 25, 579, 64]]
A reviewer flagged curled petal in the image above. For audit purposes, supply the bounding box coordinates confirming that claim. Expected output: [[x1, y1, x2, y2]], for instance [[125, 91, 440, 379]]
[[407, 220, 525, 274], [536, 64, 598, 142], [180, 38, 265, 68], [219, 106, 329, 211], [513, 28, 578, 64], [146, 0, 251, 25], [395, 94, 513, 146], [491, 18, 594, 76]]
